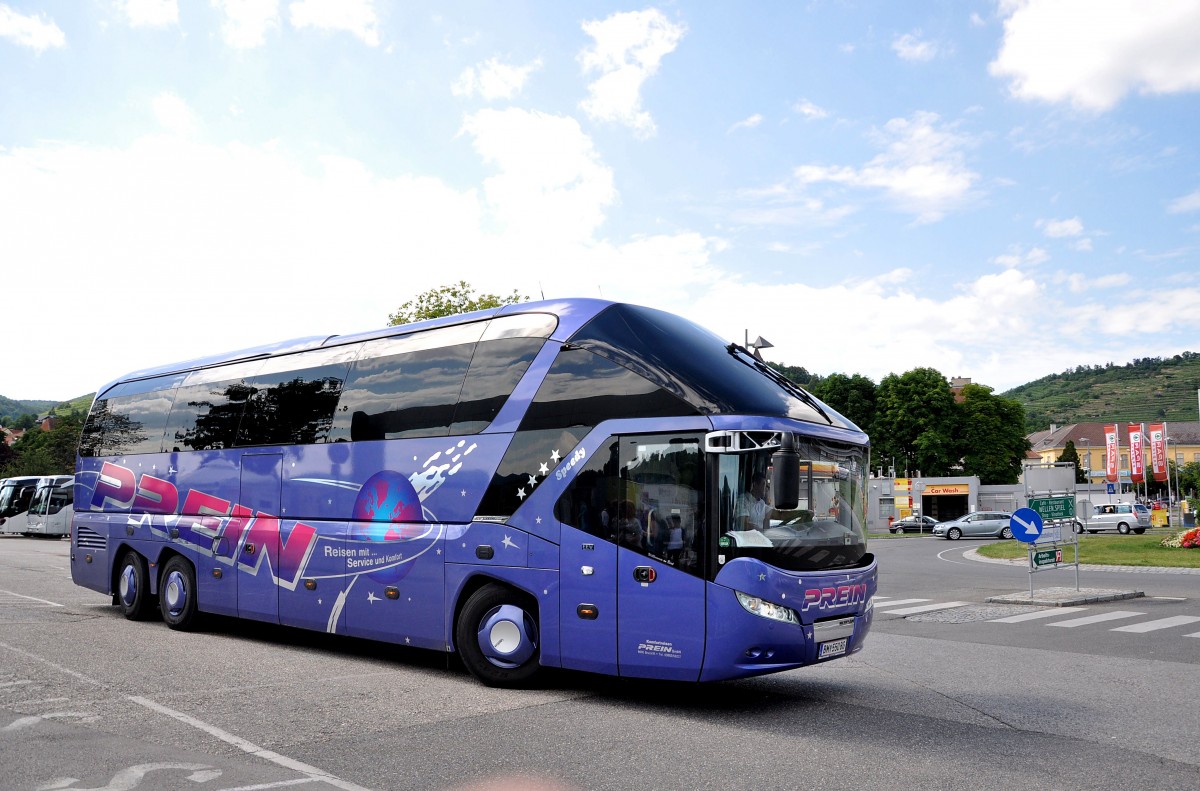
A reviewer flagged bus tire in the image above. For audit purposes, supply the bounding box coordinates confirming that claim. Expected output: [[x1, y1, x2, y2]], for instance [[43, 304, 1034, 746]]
[[455, 583, 540, 688], [117, 551, 153, 621], [159, 556, 199, 631]]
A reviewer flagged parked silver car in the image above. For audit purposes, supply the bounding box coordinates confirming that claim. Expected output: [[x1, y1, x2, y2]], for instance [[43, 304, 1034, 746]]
[[1073, 502, 1151, 535], [932, 511, 1014, 540]]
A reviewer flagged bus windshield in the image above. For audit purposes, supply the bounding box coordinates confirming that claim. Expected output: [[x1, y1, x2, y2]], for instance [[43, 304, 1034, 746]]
[[715, 436, 867, 571]]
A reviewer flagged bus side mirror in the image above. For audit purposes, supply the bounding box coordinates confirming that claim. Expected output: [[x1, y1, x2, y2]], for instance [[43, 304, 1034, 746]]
[[771, 434, 801, 510]]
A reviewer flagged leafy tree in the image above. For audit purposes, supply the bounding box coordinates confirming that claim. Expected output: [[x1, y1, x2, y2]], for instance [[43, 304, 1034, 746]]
[[2, 412, 84, 476], [956, 384, 1029, 484], [1176, 460, 1200, 501], [871, 368, 959, 477], [1056, 440, 1088, 484], [388, 281, 526, 326], [12, 413, 37, 430], [808, 373, 877, 433]]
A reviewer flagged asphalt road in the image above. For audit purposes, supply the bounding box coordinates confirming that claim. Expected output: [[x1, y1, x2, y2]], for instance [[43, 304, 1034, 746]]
[[1, 535, 1197, 791]]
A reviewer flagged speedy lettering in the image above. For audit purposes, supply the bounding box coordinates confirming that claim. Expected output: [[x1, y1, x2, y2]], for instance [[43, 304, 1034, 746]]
[[801, 583, 869, 612], [93, 462, 136, 509]]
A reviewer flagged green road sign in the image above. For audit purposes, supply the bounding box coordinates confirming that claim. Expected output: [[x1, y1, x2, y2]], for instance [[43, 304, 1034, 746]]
[[1032, 548, 1063, 567], [1029, 496, 1075, 520]]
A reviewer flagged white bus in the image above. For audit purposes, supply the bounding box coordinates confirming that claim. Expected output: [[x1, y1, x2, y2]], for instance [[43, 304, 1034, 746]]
[[0, 476, 42, 535], [25, 475, 74, 538]]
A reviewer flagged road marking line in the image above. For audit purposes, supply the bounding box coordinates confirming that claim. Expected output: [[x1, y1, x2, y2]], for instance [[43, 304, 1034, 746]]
[[1110, 615, 1200, 633], [129, 697, 373, 791], [0, 590, 64, 607], [219, 779, 320, 790], [0, 642, 104, 686], [873, 598, 930, 609], [877, 601, 970, 616], [1048, 611, 1145, 628], [988, 607, 1090, 623]]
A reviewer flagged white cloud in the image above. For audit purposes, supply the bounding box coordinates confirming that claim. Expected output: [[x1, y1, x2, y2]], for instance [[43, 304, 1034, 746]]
[[289, 0, 379, 47], [793, 99, 828, 120], [892, 32, 937, 62], [152, 92, 199, 136], [452, 57, 542, 101], [991, 245, 1049, 269], [459, 108, 616, 245], [990, 0, 1200, 111], [119, 0, 178, 28], [1168, 188, 1200, 214], [792, 111, 979, 223], [578, 8, 685, 138], [0, 3, 65, 51], [1061, 272, 1131, 292], [1038, 216, 1083, 237], [727, 114, 763, 133], [212, 0, 279, 49]]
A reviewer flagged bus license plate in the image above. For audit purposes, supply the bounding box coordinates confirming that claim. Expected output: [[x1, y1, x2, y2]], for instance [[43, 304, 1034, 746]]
[[819, 638, 848, 659]]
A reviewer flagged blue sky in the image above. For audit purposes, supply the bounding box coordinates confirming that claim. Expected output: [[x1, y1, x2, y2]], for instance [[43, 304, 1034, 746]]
[[3, 1, 1200, 402]]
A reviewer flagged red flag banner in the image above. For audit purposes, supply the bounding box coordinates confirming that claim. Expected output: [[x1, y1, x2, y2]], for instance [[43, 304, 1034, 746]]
[[1149, 423, 1167, 482], [1128, 423, 1144, 481], [1104, 424, 1119, 483]]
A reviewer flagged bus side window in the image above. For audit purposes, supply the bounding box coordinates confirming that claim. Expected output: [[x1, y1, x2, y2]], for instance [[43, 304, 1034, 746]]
[[162, 380, 252, 452], [553, 438, 620, 541]]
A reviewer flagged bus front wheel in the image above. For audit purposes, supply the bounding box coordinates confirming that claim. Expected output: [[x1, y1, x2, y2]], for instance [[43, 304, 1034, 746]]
[[159, 556, 199, 631], [117, 551, 153, 620], [456, 583, 540, 688]]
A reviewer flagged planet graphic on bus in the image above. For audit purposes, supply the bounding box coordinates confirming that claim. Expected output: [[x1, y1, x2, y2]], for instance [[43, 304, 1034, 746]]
[[350, 470, 424, 584]]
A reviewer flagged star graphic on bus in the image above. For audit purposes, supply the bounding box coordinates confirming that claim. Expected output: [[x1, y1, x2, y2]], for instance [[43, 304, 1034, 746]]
[[502, 534, 518, 550]]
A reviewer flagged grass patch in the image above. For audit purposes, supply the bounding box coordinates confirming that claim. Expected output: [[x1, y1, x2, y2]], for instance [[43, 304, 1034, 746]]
[[975, 534, 1200, 568]]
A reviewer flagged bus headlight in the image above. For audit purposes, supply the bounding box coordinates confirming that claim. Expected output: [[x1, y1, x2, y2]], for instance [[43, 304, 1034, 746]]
[[736, 591, 798, 624]]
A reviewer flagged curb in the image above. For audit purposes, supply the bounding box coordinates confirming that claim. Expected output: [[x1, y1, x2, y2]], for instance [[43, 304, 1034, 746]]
[[962, 547, 1200, 575]]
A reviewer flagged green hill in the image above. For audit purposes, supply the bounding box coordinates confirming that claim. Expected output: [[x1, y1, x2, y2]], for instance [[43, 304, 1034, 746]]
[[0, 395, 58, 424], [1002, 352, 1200, 431], [0, 393, 94, 425]]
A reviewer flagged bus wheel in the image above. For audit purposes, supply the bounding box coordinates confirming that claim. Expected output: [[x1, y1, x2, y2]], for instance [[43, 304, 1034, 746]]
[[456, 584, 540, 688], [117, 551, 153, 621], [159, 556, 199, 631]]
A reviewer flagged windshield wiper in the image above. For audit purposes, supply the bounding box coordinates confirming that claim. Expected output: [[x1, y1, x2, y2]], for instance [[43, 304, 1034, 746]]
[[726, 343, 832, 424]]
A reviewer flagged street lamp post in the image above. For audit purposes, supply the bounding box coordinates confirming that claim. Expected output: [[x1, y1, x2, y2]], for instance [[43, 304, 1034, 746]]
[[1166, 437, 1175, 520], [1079, 437, 1091, 495]]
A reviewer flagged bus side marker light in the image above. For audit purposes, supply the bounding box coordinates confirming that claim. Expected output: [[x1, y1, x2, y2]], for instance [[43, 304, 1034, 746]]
[[85, 554, 93, 564], [385, 587, 400, 600], [576, 604, 599, 620], [303, 578, 316, 590], [476, 545, 495, 560], [213, 568, 223, 580]]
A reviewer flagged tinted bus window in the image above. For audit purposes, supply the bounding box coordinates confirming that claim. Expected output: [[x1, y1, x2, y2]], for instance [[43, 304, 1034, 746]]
[[100, 389, 176, 455], [236, 366, 349, 447], [233, 347, 358, 447], [163, 380, 254, 451], [78, 399, 110, 458], [331, 324, 485, 442], [477, 347, 699, 518], [449, 337, 545, 434]]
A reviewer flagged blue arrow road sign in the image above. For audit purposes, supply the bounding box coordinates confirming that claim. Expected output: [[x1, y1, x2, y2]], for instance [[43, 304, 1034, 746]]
[[1010, 508, 1044, 544]]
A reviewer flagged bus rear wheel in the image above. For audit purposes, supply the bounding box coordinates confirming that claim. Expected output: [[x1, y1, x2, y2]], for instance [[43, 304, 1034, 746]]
[[159, 556, 199, 631], [456, 583, 540, 688], [117, 551, 153, 621]]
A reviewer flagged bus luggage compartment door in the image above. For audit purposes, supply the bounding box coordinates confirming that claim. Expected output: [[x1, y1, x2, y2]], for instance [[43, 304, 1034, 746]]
[[238, 453, 283, 623]]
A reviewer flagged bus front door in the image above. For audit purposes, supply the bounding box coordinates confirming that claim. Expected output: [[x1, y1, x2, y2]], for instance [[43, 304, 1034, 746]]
[[616, 551, 706, 680], [238, 453, 283, 623]]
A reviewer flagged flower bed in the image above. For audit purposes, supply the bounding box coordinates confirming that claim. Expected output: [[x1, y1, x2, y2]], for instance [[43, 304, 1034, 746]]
[[1161, 527, 1200, 548]]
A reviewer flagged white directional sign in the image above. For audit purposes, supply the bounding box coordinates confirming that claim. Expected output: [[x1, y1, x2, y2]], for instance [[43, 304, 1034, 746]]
[[1010, 507, 1043, 544]]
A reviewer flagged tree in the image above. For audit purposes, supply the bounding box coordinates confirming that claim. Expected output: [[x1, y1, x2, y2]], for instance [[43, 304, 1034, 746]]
[[2, 412, 84, 477], [956, 384, 1029, 484], [808, 373, 877, 433], [388, 281, 526, 326], [871, 368, 959, 477], [1056, 440, 1088, 484]]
